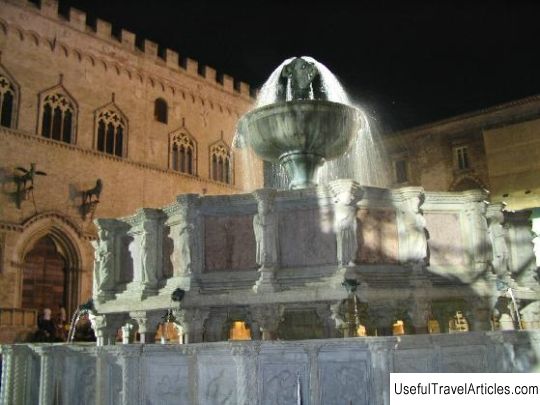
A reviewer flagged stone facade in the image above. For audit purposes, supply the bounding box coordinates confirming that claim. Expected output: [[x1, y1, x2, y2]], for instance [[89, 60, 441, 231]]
[[0, 0, 262, 338], [1, 331, 539, 405], [385, 95, 540, 210]]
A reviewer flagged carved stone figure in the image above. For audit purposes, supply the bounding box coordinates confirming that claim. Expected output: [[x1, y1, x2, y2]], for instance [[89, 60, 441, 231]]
[[92, 228, 114, 294], [465, 200, 490, 266], [140, 222, 158, 287], [277, 57, 327, 101], [253, 193, 277, 267], [488, 208, 509, 278], [177, 211, 194, 275], [330, 180, 363, 266], [401, 192, 428, 264]]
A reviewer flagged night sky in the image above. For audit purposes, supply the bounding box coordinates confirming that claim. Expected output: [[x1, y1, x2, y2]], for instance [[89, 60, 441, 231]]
[[58, 0, 540, 132]]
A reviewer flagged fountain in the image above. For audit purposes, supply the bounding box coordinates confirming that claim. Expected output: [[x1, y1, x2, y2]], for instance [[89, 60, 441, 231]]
[[1, 57, 540, 405], [236, 57, 361, 189]]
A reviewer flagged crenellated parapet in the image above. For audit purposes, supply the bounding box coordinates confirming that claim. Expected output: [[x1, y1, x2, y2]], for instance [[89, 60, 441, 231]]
[[0, 0, 255, 105]]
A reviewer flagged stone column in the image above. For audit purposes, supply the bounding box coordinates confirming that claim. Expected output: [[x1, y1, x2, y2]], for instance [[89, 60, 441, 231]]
[[91, 314, 124, 346], [408, 298, 430, 335], [465, 297, 495, 332], [368, 305, 395, 336], [173, 308, 210, 343], [121, 323, 134, 344], [0, 346, 14, 405], [253, 189, 279, 293], [408, 277, 432, 334], [34, 346, 53, 405], [329, 180, 364, 267], [130, 311, 163, 344], [232, 345, 258, 405], [251, 305, 283, 340]]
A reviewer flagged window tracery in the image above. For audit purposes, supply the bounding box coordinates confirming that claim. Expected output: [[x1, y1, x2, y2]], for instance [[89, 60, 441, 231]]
[[40, 91, 76, 143], [170, 131, 196, 175], [210, 141, 232, 184], [95, 106, 127, 157]]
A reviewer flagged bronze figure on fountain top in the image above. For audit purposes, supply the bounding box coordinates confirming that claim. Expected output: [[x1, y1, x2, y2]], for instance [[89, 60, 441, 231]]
[[277, 57, 328, 101], [237, 57, 360, 189]]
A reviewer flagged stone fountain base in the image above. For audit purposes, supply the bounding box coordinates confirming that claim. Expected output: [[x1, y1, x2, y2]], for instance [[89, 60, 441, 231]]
[[1, 330, 539, 405]]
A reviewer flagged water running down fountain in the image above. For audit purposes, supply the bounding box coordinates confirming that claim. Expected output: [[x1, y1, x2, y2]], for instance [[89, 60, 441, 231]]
[[235, 56, 390, 190]]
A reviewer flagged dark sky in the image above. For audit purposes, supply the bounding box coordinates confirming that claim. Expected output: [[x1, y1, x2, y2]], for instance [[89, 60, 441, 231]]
[[58, 0, 540, 131]]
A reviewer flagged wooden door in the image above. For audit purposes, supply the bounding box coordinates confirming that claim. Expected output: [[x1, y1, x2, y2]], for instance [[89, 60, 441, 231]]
[[22, 236, 66, 312]]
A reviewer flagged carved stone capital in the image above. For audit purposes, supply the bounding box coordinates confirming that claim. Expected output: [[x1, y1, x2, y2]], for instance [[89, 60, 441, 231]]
[[172, 307, 209, 343], [129, 311, 163, 343], [250, 304, 284, 339]]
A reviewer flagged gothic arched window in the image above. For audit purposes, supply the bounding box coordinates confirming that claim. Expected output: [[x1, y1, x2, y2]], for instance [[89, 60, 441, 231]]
[[39, 87, 77, 144], [170, 130, 196, 175], [95, 105, 127, 157], [210, 141, 232, 184], [154, 98, 168, 124], [0, 70, 18, 129]]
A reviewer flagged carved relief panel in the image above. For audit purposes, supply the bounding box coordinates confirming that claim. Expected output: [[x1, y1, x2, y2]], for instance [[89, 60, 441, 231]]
[[204, 215, 257, 272], [356, 208, 399, 264], [279, 208, 337, 267], [424, 212, 465, 266]]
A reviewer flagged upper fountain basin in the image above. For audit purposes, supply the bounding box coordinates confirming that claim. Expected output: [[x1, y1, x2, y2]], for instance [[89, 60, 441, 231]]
[[239, 100, 361, 162]]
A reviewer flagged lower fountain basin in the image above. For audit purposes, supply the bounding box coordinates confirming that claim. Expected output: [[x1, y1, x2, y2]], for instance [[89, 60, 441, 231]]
[[239, 100, 360, 189]]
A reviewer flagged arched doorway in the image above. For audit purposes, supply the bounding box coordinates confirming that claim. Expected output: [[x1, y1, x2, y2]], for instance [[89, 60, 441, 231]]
[[22, 235, 67, 313]]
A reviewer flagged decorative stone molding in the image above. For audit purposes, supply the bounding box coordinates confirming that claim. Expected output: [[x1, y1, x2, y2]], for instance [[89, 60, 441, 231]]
[[252, 188, 279, 292], [329, 180, 364, 267]]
